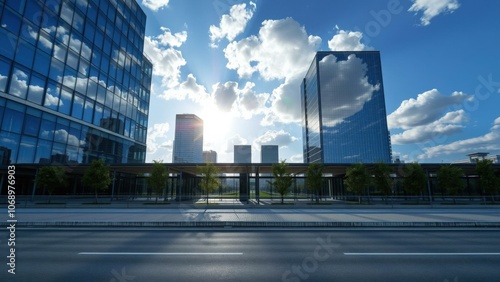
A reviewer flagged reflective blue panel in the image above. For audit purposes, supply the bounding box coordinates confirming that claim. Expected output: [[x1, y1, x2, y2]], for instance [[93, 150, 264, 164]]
[[15, 39, 35, 68], [24, 0, 42, 25], [19, 20, 37, 46], [39, 113, 56, 141], [27, 73, 45, 104], [58, 87, 72, 115], [1, 7, 22, 35], [71, 93, 84, 119], [34, 139, 52, 163], [93, 103, 103, 126], [23, 113, 40, 136], [9, 66, 29, 99], [0, 58, 10, 93], [18, 135, 36, 163], [49, 57, 64, 83], [33, 48, 51, 76], [0, 27, 17, 58], [83, 98, 94, 123], [44, 81, 60, 110], [0, 131, 20, 163], [1, 102, 24, 133]]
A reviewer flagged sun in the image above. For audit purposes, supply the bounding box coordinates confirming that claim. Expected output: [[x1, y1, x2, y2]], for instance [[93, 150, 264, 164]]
[[199, 106, 234, 150]]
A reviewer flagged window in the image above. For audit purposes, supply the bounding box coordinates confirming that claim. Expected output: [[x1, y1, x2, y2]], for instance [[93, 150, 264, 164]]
[[19, 20, 37, 46], [83, 98, 94, 123], [24, 0, 42, 25], [0, 27, 17, 59], [60, 1, 74, 26], [15, 39, 35, 68], [33, 48, 50, 76], [0, 58, 11, 92], [18, 136, 36, 163], [58, 87, 72, 115], [37, 30, 53, 54], [1, 7, 22, 35], [34, 139, 52, 164], [49, 57, 64, 83], [39, 113, 56, 140], [54, 118, 69, 144], [93, 103, 103, 126], [1, 102, 24, 133], [27, 73, 45, 105], [0, 131, 20, 164], [71, 93, 84, 119], [44, 81, 60, 111], [9, 66, 29, 99], [23, 114, 41, 136]]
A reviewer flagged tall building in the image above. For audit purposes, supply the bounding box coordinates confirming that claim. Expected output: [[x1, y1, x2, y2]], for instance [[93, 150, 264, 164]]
[[0, 0, 152, 164], [261, 145, 278, 163], [234, 145, 251, 163], [172, 114, 203, 163], [301, 51, 392, 163], [203, 150, 217, 163]]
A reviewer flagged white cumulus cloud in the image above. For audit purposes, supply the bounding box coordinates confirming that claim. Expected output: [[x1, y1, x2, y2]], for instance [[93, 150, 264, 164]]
[[408, 0, 460, 26], [419, 117, 500, 159], [388, 89, 470, 130], [209, 1, 256, 48], [142, 0, 170, 12], [328, 26, 372, 51], [253, 130, 298, 147], [144, 27, 187, 88]]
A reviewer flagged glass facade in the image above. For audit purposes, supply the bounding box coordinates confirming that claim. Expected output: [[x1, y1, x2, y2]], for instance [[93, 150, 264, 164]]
[[172, 114, 204, 163], [302, 51, 392, 164], [261, 145, 278, 163], [234, 145, 251, 163], [0, 0, 151, 165]]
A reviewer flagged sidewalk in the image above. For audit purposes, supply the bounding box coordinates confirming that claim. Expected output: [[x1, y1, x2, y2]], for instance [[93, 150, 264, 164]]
[[4, 206, 500, 228]]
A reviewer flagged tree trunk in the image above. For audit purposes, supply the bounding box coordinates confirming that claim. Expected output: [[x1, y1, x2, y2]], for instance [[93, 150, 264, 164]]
[[281, 195, 284, 204], [48, 192, 52, 204], [95, 189, 98, 204], [358, 195, 361, 204], [316, 191, 319, 204]]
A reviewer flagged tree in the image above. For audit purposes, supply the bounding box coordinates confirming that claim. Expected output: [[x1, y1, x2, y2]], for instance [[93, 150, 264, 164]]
[[344, 163, 371, 204], [372, 162, 393, 204], [437, 165, 464, 204], [148, 160, 168, 203], [402, 162, 427, 202], [197, 163, 221, 204], [306, 163, 324, 203], [476, 159, 500, 202], [271, 160, 294, 204], [82, 159, 112, 203], [35, 166, 67, 204]]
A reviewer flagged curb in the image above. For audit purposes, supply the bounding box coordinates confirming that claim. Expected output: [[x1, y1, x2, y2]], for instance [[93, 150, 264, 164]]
[[4, 221, 500, 228]]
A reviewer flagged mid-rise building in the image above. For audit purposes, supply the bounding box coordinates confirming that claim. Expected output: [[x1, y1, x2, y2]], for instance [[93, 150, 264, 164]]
[[172, 114, 203, 163], [234, 145, 251, 163], [203, 150, 217, 163], [301, 51, 392, 163], [0, 0, 152, 164], [261, 145, 278, 163]]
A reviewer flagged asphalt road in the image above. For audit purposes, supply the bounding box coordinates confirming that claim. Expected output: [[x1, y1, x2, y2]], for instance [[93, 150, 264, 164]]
[[2, 229, 500, 282]]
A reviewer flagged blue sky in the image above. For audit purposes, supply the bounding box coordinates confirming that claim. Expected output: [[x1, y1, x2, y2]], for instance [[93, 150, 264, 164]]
[[140, 0, 500, 163]]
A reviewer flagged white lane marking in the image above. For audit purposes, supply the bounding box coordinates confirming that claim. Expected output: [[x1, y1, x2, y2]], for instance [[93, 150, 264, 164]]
[[344, 253, 500, 256], [79, 252, 243, 256]]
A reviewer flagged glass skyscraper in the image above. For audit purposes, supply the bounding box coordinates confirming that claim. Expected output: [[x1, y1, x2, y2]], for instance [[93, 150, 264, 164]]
[[261, 145, 278, 163], [0, 0, 151, 165], [301, 51, 392, 163], [172, 114, 203, 163]]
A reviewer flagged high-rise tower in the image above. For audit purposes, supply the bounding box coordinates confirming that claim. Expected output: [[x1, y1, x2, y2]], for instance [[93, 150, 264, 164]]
[[301, 51, 392, 163], [0, 0, 152, 164]]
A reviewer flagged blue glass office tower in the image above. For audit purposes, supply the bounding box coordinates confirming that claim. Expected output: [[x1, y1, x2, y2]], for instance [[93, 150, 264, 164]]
[[0, 0, 152, 164], [301, 51, 392, 163]]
